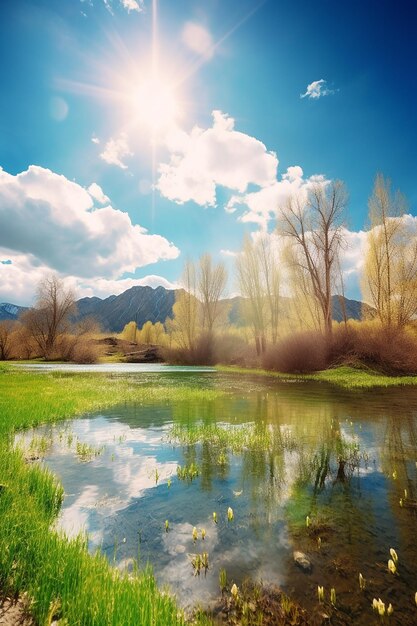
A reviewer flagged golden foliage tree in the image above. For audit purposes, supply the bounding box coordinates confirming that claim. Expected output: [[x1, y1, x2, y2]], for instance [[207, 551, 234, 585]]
[[362, 174, 417, 328]]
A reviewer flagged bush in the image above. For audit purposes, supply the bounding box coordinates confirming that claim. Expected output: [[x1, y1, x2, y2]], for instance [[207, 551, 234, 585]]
[[262, 331, 329, 374], [331, 322, 417, 375]]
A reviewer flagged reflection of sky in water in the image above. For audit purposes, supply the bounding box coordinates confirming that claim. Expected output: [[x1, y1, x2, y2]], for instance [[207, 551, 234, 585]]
[[18, 386, 417, 616]]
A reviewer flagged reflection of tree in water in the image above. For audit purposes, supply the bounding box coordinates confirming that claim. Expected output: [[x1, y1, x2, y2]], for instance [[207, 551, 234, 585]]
[[382, 412, 417, 502]]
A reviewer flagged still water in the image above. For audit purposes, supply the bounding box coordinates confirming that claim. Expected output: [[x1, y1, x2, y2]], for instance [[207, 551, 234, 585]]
[[18, 372, 417, 624]]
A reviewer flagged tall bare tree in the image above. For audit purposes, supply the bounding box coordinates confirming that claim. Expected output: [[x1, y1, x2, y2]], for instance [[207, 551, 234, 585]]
[[236, 235, 280, 354], [361, 174, 417, 327], [20, 275, 76, 359], [169, 260, 199, 350], [197, 253, 228, 336], [279, 180, 347, 337]]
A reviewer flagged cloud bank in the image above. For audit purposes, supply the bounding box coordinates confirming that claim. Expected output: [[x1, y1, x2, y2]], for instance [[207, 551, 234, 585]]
[[0, 165, 179, 304]]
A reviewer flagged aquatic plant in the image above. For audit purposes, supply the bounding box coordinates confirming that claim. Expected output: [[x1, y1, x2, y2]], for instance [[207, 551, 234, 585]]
[[306, 515, 310, 528], [165, 520, 169, 532], [75, 441, 104, 461], [227, 507, 234, 522], [212, 511, 217, 524], [389, 548, 398, 564], [219, 568, 227, 593], [317, 586, 324, 603], [201, 528, 206, 540], [231, 584, 239, 600], [388, 559, 396, 575], [317, 537, 321, 550], [167, 478, 172, 488], [330, 588, 336, 606], [192, 526, 198, 542], [177, 463, 200, 482], [359, 573, 366, 591]]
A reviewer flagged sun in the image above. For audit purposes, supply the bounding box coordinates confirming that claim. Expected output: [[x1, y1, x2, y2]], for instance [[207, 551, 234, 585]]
[[130, 75, 179, 134]]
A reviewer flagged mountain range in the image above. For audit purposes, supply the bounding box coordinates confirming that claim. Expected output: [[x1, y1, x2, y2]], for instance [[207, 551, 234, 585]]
[[1, 286, 372, 332]]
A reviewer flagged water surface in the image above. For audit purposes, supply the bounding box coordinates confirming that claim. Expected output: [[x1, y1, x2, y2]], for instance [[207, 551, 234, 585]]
[[19, 372, 417, 624]]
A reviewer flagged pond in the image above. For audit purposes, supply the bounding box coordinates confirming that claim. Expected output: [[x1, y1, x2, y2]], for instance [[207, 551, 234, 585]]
[[17, 371, 417, 624]]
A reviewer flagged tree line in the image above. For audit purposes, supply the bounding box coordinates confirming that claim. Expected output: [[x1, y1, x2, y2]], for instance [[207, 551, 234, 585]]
[[1, 173, 416, 371]]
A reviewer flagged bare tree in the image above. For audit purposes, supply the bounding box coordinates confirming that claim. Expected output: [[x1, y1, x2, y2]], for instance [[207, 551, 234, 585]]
[[169, 260, 199, 350], [362, 174, 416, 328], [197, 253, 228, 336], [20, 275, 76, 359], [279, 180, 348, 337], [236, 236, 268, 354], [0, 320, 15, 360]]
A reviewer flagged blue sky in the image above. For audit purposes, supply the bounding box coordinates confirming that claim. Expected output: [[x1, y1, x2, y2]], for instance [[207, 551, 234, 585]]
[[0, 0, 416, 304]]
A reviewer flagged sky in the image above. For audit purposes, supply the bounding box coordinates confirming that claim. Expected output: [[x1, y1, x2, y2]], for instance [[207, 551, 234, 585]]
[[0, 0, 416, 305]]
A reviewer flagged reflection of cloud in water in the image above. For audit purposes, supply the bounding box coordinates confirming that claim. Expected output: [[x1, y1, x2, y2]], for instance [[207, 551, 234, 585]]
[[45, 417, 178, 541], [157, 520, 289, 608]]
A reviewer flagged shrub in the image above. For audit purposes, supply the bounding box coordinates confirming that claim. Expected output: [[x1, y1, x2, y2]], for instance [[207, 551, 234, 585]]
[[331, 322, 417, 375], [263, 331, 328, 374]]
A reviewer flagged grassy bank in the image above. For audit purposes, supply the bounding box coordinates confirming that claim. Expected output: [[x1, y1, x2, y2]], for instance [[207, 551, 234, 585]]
[[217, 364, 417, 389], [0, 365, 222, 626]]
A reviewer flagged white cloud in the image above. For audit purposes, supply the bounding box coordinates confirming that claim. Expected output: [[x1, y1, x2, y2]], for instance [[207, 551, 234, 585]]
[[120, 0, 143, 12], [157, 111, 278, 206], [181, 22, 214, 60], [0, 165, 179, 287], [100, 133, 133, 169], [220, 249, 237, 258], [91, 135, 100, 145], [301, 79, 335, 99], [87, 183, 109, 204], [227, 166, 327, 230]]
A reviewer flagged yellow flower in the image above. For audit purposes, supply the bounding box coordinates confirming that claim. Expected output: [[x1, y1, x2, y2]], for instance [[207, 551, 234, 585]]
[[227, 507, 234, 521], [388, 559, 396, 575], [387, 603, 393, 616], [231, 583, 239, 599], [389, 548, 398, 564]]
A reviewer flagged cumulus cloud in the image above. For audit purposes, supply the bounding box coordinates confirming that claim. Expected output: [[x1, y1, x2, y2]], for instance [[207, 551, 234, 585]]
[[120, 0, 143, 12], [182, 22, 214, 59], [100, 133, 133, 169], [157, 111, 278, 206], [87, 183, 109, 204], [301, 79, 335, 99], [227, 166, 327, 230], [0, 165, 179, 284]]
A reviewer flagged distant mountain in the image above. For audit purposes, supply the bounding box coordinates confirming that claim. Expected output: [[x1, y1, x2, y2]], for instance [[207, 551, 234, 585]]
[[331, 295, 373, 322], [75, 288, 372, 332], [75, 286, 177, 332], [0, 302, 27, 322], [1, 287, 372, 332]]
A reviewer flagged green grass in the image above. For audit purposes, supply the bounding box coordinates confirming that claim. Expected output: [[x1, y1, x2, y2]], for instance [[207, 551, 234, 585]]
[[0, 365, 221, 625], [216, 364, 417, 389]]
